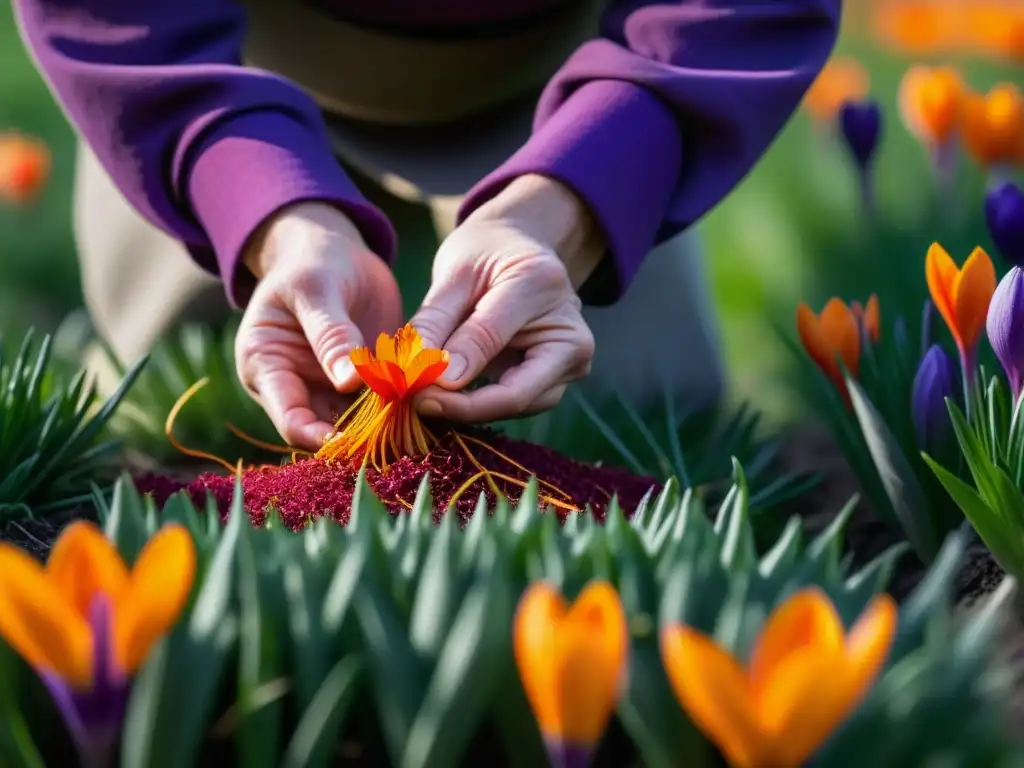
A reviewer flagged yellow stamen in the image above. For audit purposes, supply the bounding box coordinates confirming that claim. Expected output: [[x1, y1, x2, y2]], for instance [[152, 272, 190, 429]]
[[225, 422, 304, 456]]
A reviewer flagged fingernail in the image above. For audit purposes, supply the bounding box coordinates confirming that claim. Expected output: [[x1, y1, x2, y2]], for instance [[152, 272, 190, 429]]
[[419, 399, 443, 417], [333, 358, 355, 385], [444, 353, 466, 382]]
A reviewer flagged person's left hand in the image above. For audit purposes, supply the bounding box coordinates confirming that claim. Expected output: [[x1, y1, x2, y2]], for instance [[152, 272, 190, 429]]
[[410, 174, 606, 423]]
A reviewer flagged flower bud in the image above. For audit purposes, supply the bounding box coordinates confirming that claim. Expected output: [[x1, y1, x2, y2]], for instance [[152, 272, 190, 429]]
[[912, 345, 958, 453], [986, 266, 1024, 398], [986, 181, 1024, 267], [839, 99, 883, 169]]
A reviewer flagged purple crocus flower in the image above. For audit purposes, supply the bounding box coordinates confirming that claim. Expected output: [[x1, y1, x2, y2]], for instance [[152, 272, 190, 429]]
[[912, 345, 959, 453], [546, 739, 593, 768], [987, 266, 1024, 400], [839, 98, 883, 169], [986, 182, 1024, 268]]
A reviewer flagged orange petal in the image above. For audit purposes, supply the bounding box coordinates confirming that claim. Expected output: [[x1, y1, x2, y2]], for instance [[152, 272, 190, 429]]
[[394, 324, 425, 368], [803, 57, 869, 122], [374, 332, 399, 365], [796, 304, 834, 378], [514, 582, 567, 738], [351, 348, 400, 399], [0, 134, 50, 205], [749, 588, 845, 699], [553, 581, 628, 744], [953, 246, 997, 351], [405, 349, 450, 395], [0, 543, 92, 686], [899, 66, 964, 144], [661, 626, 766, 768], [844, 593, 898, 699], [46, 521, 130, 620], [863, 295, 881, 343], [925, 242, 962, 348], [756, 646, 851, 765], [114, 524, 196, 674], [818, 299, 860, 377]]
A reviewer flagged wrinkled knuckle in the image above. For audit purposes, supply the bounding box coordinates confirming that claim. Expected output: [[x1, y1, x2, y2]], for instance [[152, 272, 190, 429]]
[[462, 319, 506, 365], [288, 267, 329, 303], [311, 320, 358, 363], [411, 307, 453, 348]]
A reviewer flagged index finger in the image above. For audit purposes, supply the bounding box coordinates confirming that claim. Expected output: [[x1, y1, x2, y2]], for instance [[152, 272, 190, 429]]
[[251, 368, 335, 450]]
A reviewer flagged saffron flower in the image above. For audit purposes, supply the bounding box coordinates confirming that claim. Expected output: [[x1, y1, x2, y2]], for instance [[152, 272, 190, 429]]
[[661, 588, 897, 768], [925, 243, 997, 388], [961, 83, 1024, 171], [0, 132, 50, 205], [796, 298, 868, 401], [851, 294, 881, 344], [898, 65, 965, 149], [986, 181, 1024, 267], [839, 99, 883, 171], [513, 581, 628, 768], [912, 345, 960, 454], [0, 521, 196, 766], [964, 3, 1024, 63], [317, 324, 448, 470], [803, 57, 869, 125], [987, 267, 1024, 400], [871, 0, 960, 56]]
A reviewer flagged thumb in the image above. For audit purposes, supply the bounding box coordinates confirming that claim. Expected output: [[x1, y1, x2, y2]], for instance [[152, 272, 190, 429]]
[[294, 294, 366, 392], [409, 275, 474, 375]]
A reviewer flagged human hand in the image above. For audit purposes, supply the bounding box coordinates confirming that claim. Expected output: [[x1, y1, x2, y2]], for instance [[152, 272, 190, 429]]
[[235, 201, 403, 449], [410, 174, 605, 423]]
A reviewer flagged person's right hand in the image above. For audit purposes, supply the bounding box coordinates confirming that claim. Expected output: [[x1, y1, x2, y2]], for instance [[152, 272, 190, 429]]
[[235, 201, 403, 450]]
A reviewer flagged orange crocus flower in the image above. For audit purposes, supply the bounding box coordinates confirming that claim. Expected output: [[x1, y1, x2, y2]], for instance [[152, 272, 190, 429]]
[[851, 294, 881, 344], [803, 57, 870, 124], [925, 243, 997, 356], [796, 298, 863, 398], [662, 588, 897, 768], [513, 581, 628, 756], [899, 65, 966, 147], [961, 83, 1024, 169], [0, 132, 50, 205], [317, 324, 448, 470], [963, 2, 1024, 63]]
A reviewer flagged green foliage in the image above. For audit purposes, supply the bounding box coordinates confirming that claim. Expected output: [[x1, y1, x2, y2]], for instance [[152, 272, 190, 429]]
[[925, 375, 1024, 582], [1, 465, 1016, 767], [0, 329, 144, 518]]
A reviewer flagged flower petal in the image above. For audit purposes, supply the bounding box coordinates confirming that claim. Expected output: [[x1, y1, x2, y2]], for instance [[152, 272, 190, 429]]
[[749, 588, 844, 698], [844, 593, 898, 700], [46, 521, 129, 620], [405, 349, 450, 396], [351, 348, 400, 400], [514, 582, 566, 738], [394, 324, 425, 368], [661, 626, 765, 768], [554, 581, 628, 745], [0, 543, 92, 686], [926, 242, 963, 347], [954, 246, 997, 350], [114, 524, 196, 674], [796, 304, 833, 377], [863, 295, 881, 342], [818, 299, 860, 377]]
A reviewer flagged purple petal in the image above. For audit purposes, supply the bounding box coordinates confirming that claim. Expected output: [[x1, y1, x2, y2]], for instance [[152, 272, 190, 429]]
[[987, 267, 1024, 399], [838, 99, 882, 169], [545, 738, 593, 768], [40, 595, 128, 767], [986, 182, 1024, 268], [912, 345, 959, 453]]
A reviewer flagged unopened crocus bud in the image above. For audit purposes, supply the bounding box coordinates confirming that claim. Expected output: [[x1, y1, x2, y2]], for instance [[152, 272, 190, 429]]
[[912, 345, 958, 453], [986, 182, 1024, 267], [987, 267, 1024, 399], [839, 99, 883, 170]]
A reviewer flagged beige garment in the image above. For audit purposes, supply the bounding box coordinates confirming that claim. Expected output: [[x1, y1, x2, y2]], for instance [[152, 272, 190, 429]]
[[77, 0, 725, 411]]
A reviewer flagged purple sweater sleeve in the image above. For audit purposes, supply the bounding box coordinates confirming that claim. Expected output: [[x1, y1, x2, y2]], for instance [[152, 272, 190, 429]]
[[459, 0, 842, 303], [13, 0, 396, 306]]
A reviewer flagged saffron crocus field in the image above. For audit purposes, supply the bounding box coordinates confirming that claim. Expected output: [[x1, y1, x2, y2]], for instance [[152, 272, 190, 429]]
[[3, 2, 1024, 767]]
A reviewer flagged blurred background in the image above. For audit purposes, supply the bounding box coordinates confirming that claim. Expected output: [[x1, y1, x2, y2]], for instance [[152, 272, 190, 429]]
[[0, 0, 1019, 423]]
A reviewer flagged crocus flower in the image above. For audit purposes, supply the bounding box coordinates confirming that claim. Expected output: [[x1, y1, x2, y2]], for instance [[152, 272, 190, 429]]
[[925, 243, 997, 388], [0, 521, 196, 766], [961, 83, 1024, 172], [514, 581, 628, 768], [317, 324, 448, 470], [839, 99, 883, 169], [912, 344, 960, 453], [871, 0, 960, 56], [803, 57, 869, 125], [661, 588, 897, 768], [0, 132, 50, 205], [987, 267, 1024, 400], [851, 294, 881, 344], [986, 181, 1024, 267], [964, 3, 1024, 63], [898, 65, 965, 149], [796, 298, 862, 401]]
